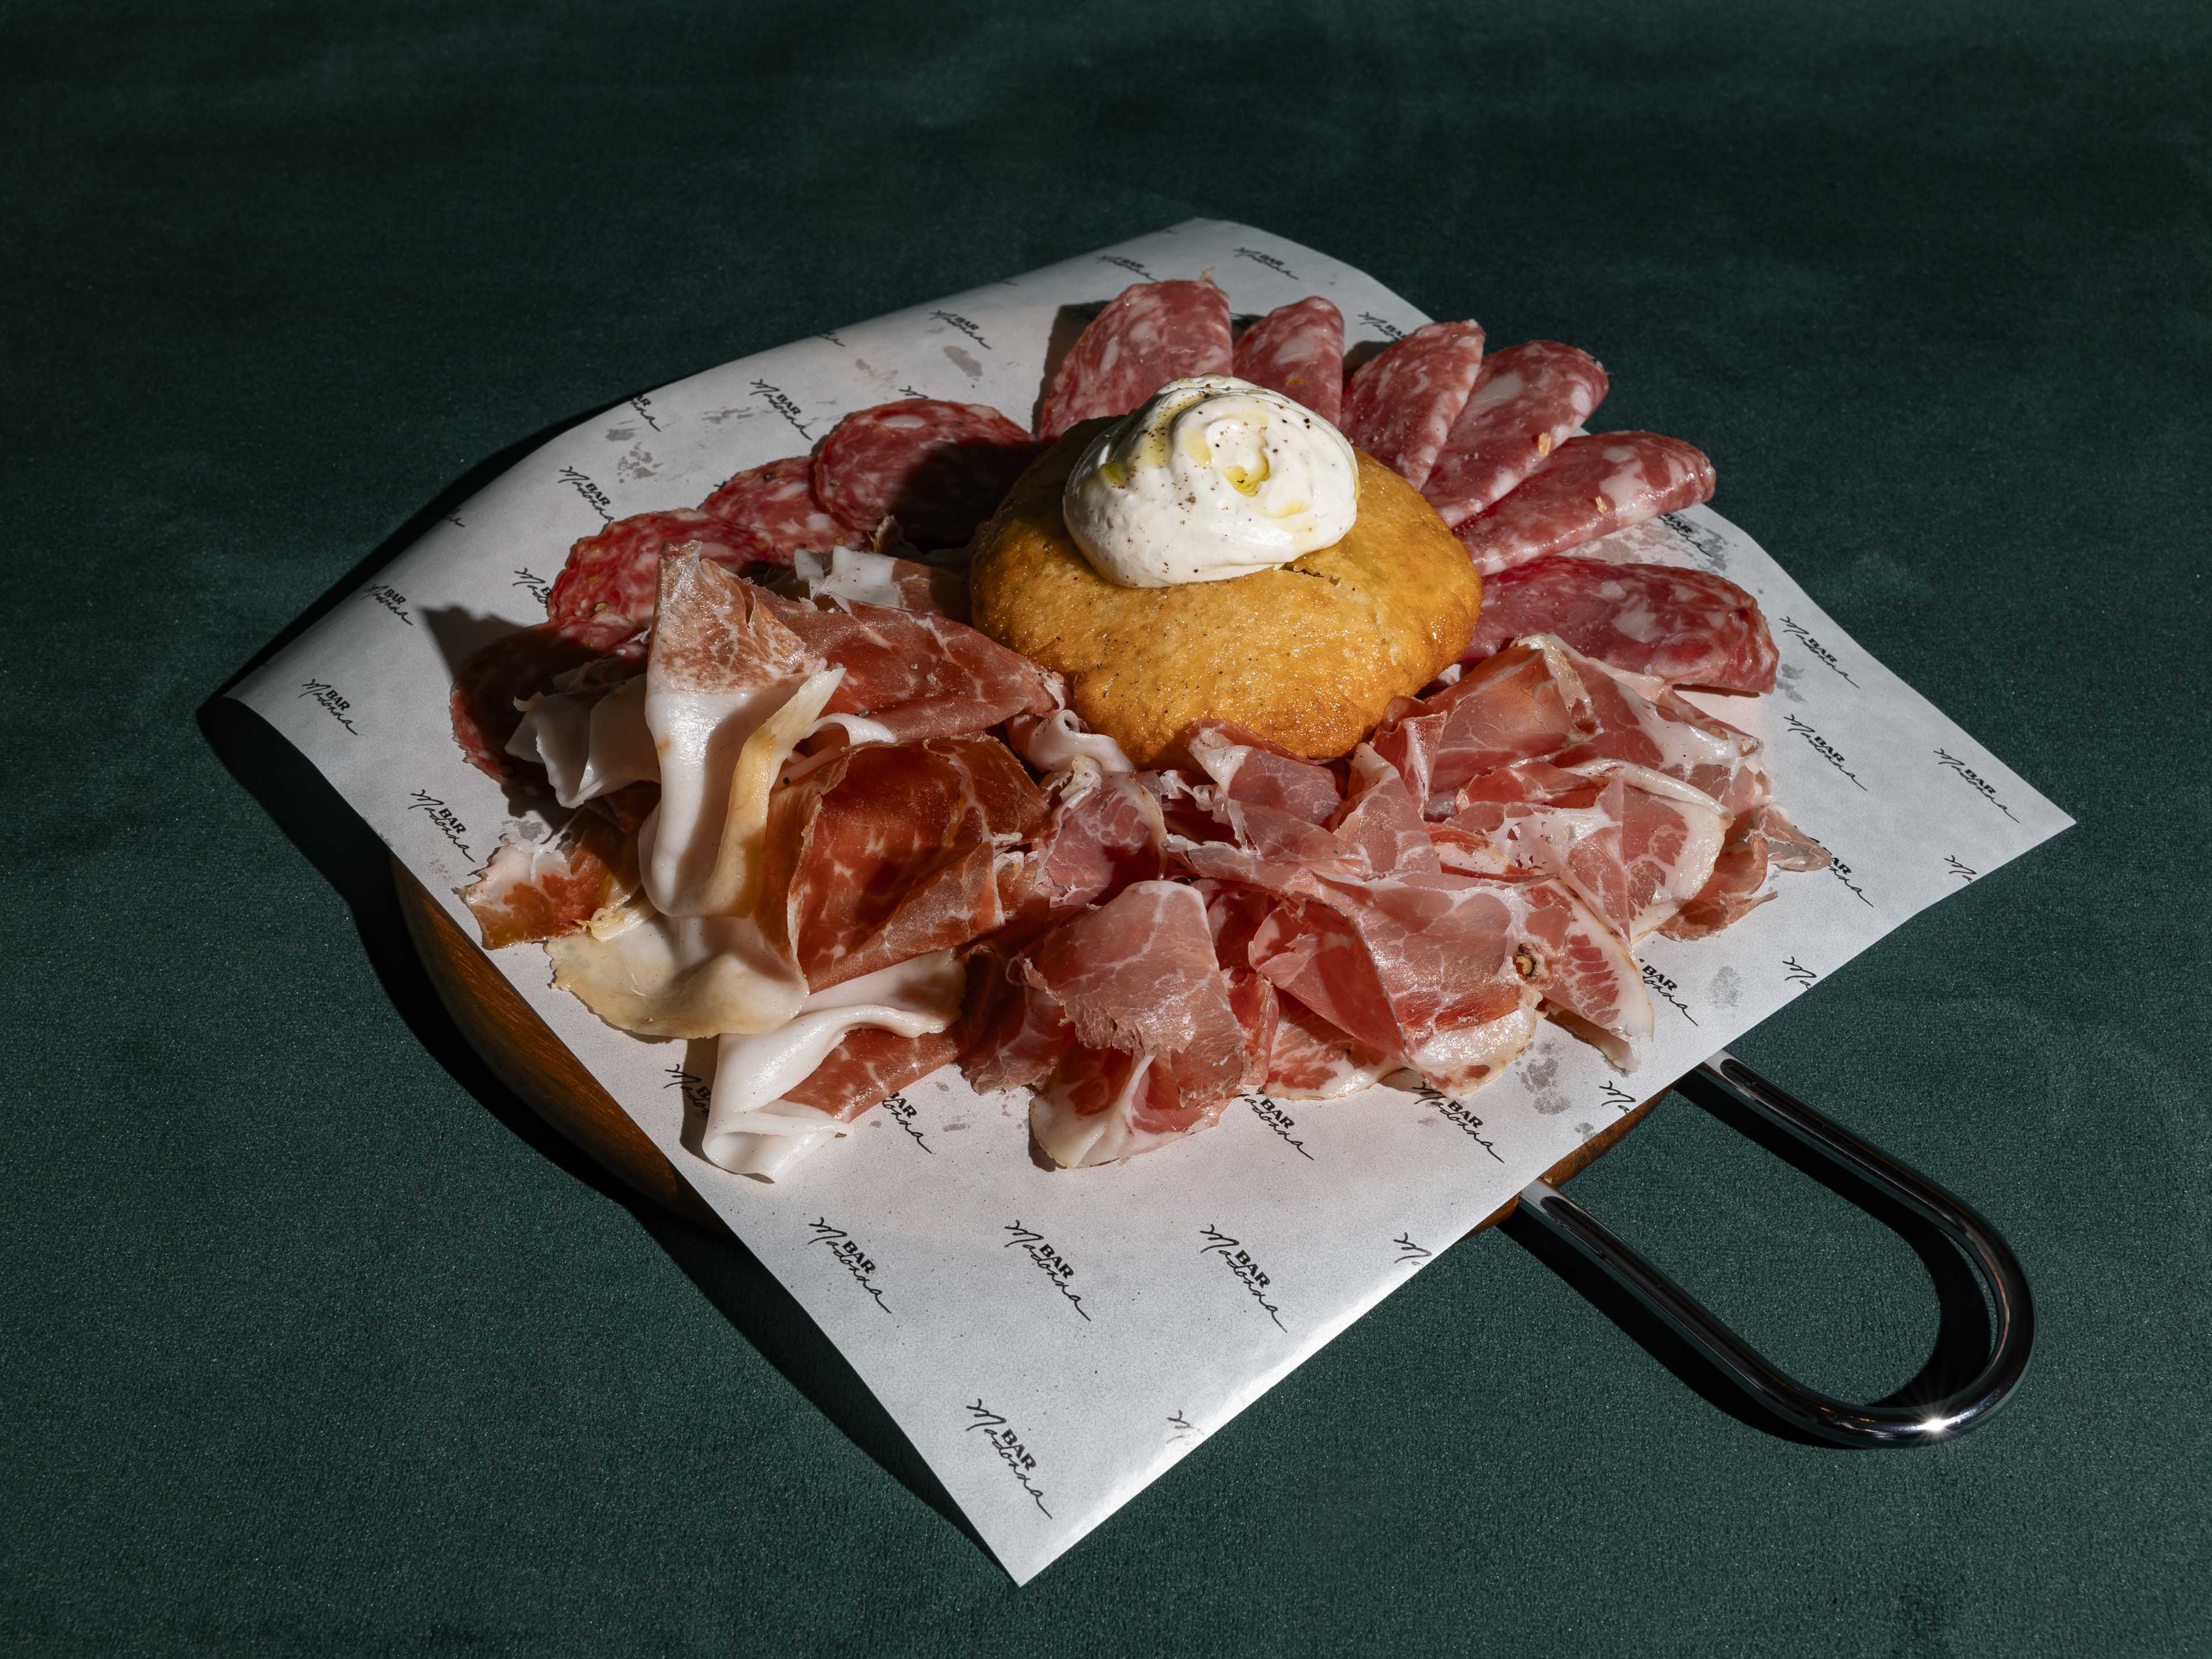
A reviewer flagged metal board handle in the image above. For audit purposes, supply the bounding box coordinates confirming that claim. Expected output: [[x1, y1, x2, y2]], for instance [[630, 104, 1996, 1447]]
[[1514, 1050, 2035, 1446]]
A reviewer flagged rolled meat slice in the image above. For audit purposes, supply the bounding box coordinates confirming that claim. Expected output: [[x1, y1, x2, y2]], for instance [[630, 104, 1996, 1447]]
[[810, 399, 1040, 548], [1038, 279, 1233, 439], [1462, 556, 1778, 694], [1421, 342, 1609, 525], [1339, 320, 1486, 491], [700, 455, 850, 564], [1231, 296, 1346, 425], [1455, 433, 1715, 575]]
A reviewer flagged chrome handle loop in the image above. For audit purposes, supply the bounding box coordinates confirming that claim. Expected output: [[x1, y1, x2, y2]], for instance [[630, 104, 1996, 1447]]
[[1515, 1050, 2035, 1447]]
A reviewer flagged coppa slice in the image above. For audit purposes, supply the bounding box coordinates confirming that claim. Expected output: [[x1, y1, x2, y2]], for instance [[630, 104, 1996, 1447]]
[[1369, 635, 1599, 812], [1039, 279, 1234, 439], [764, 593, 1063, 743], [699, 456, 850, 564], [545, 510, 765, 630], [1456, 433, 1715, 575], [1548, 643, 1770, 817], [1340, 320, 1487, 491], [1232, 296, 1346, 425], [810, 399, 1040, 548], [1422, 342, 1610, 525], [1463, 556, 1778, 694]]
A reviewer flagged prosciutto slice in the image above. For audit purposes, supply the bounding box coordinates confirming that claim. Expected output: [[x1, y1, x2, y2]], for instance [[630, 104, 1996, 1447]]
[[1456, 432, 1715, 575], [1463, 556, 1778, 694], [1039, 279, 1234, 440], [766, 594, 1062, 743], [1660, 803, 1831, 941], [780, 544, 969, 622], [546, 510, 766, 630], [1340, 320, 1487, 491], [449, 613, 642, 783], [1449, 759, 1729, 941], [1421, 342, 1610, 525], [1231, 296, 1346, 425], [1185, 721, 1342, 824], [459, 814, 633, 950], [998, 766, 1166, 937], [1548, 642, 1770, 817], [699, 455, 849, 565], [1264, 992, 1396, 1100], [1021, 882, 1250, 1166], [758, 734, 1048, 991], [810, 399, 1041, 548], [1370, 636, 1599, 812], [545, 903, 805, 1040]]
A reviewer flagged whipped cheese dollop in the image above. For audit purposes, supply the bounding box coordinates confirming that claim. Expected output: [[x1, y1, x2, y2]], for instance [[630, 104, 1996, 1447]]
[[1062, 374, 1359, 587]]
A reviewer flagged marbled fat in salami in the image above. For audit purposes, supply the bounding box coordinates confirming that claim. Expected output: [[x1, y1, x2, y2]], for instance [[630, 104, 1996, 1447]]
[[1231, 296, 1345, 425], [544, 509, 764, 630], [1037, 279, 1233, 440], [1339, 320, 1487, 491], [1456, 433, 1715, 575], [700, 456, 848, 563], [1421, 342, 1609, 525], [1463, 556, 1778, 693], [810, 400, 1040, 548]]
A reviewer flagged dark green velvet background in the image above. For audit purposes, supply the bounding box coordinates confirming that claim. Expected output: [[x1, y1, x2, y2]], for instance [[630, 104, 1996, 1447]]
[[6, 1, 2206, 1653]]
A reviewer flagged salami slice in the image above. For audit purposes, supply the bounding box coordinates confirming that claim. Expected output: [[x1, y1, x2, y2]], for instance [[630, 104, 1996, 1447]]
[[811, 399, 1040, 548], [1231, 296, 1346, 425], [1456, 433, 1715, 576], [1421, 342, 1609, 525], [699, 455, 848, 563], [1037, 279, 1233, 440], [1339, 320, 1486, 490], [1463, 556, 1777, 692], [544, 509, 763, 630]]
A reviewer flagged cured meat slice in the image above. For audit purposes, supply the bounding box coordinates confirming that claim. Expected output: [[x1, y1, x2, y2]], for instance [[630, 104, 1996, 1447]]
[[450, 612, 642, 782], [1548, 643, 1770, 817], [1199, 880, 1281, 1092], [1231, 296, 1346, 425], [1185, 721, 1342, 825], [1329, 745, 1441, 877], [1421, 342, 1609, 525], [1370, 636, 1598, 812], [1510, 878, 1652, 1064], [810, 399, 1041, 548], [1264, 991, 1395, 1100], [958, 944, 1074, 1094], [766, 594, 1062, 743], [1021, 882, 1249, 1166], [759, 734, 1048, 991], [1456, 433, 1715, 575], [1038, 279, 1233, 440], [700, 455, 849, 564], [781, 1026, 961, 1118], [546, 904, 805, 1040], [1339, 320, 1487, 491], [546, 509, 766, 630], [1463, 556, 1778, 693], [1660, 802, 1831, 941], [635, 556, 835, 919], [781, 544, 969, 621], [998, 766, 1166, 937], [1450, 759, 1729, 941], [505, 675, 655, 807], [459, 814, 634, 949], [1005, 708, 1135, 776]]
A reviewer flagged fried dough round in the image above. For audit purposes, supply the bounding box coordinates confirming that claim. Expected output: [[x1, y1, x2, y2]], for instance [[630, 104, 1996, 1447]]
[[969, 421, 1482, 767]]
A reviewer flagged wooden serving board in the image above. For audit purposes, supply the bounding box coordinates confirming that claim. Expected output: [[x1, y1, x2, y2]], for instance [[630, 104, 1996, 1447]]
[[395, 859, 1659, 1238]]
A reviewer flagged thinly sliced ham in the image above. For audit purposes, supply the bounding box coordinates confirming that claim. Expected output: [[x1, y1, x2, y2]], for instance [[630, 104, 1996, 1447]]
[[1265, 991, 1396, 1101], [1329, 745, 1442, 877], [765, 594, 1062, 743], [1660, 803, 1831, 941], [1456, 432, 1715, 575], [449, 612, 642, 783], [459, 814, 634, 950], [546, 511, 767, 630], [505, 675, 655, 807], [759, 734, 1048, 991], [1547, 642, 1770, 817], [1370, 636, 1599, 813], [1021, 882, 1249, 1166], [546, 903, 806, 1039], [1340, 320, 1487, 491], [1421, 342, 1610, 525], [701, 950, 966, 1179], [780, 544, 969, 621], [998, 766, 1166, 938], [1463, 556, 1778, 694], [1450, 759, 1729, 941], [1185, 721, 1342, 824], [634, 557, 839, 919], [1232, 296, 1346, 425]]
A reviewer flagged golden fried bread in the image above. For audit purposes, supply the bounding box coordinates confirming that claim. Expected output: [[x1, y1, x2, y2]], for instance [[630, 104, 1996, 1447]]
[[969, 422, 1482, 766]]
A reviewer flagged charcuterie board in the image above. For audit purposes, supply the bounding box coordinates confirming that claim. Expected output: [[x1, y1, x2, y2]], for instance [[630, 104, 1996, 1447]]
[[394, 858, 1658, 1237]]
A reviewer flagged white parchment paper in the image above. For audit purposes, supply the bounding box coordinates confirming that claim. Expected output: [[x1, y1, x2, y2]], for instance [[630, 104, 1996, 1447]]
[[230, 220, 2072, 1584]]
